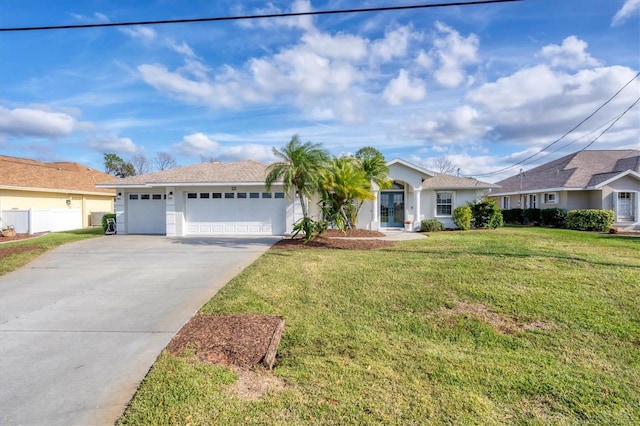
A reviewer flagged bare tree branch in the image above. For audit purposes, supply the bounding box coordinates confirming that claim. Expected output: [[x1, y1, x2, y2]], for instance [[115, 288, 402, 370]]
[[433, 157, 457, 174], [130, 154, 152, 175], [154, 152, 177, 171]]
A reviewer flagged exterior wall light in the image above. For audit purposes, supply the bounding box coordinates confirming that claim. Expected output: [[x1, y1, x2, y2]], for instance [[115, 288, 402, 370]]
[[168, 191, 174, 199], [117, 192, 122, 200]]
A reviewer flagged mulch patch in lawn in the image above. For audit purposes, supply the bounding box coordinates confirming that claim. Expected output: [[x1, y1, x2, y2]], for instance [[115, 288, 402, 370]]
[[0, 244, 44, 260], [167, 314, 285, 369], [273, 228, 395, 250]]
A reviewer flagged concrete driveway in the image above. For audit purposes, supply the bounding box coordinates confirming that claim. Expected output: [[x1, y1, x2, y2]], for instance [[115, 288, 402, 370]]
[[0, 235, 279, 426]]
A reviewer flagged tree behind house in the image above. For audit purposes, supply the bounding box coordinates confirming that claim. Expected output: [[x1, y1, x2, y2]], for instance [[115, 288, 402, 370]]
[[104, 153, 135, 178]]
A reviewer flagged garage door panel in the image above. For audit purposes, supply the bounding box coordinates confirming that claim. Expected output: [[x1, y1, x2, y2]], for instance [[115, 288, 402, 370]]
[[127, 195, 166, 234], [185, 195, 285, 235]]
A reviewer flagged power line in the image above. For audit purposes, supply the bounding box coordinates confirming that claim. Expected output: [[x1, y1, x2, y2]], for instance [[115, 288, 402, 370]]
[[471, 70, 640, 178], [0, 0, 523, 32], [578, 96, 640, 151]]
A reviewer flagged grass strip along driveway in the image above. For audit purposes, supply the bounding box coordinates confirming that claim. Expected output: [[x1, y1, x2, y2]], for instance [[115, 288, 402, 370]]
[[0, 228, 104, 276], [119, 228, 638, 424]]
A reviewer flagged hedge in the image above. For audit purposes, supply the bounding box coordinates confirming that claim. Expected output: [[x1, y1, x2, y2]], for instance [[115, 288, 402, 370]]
[[502, 208, 524, 224], [452, 205, 472, 230], [565, 209, 615, 232], [523, 208, 541, 225], [470, 199, 503, 229], [540, 208, 567, 228], [421, 219, 445, 232]]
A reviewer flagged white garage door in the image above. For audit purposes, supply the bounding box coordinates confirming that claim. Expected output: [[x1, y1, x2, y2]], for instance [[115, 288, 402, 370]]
[[127, 193, 166, 234], [185, 190, 287, 235]]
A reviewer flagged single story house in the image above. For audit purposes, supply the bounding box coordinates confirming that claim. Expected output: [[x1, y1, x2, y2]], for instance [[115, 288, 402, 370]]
[[488, 150, 640, 230], [0, 155, 115, 233], [96, 158, 497, 236]]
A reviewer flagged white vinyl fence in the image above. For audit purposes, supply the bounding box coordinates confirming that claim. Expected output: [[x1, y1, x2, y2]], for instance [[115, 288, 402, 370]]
[[1, 209, 82, 234]]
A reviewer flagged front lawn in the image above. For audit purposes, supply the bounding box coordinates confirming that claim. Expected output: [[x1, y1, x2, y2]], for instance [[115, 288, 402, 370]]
[[119, 228, 640, 425], [0, 228, 104, 276]]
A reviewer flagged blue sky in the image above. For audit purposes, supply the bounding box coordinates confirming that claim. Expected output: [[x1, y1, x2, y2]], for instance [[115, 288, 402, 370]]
[[1, 0, 639, 182]]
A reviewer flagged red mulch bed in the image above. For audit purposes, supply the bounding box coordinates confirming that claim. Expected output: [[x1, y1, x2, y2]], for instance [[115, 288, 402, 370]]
[[0, 244, 44, 260], [167, 314, 285, 369], [0, 233, 47, 260], [273, 228, 395, 250]]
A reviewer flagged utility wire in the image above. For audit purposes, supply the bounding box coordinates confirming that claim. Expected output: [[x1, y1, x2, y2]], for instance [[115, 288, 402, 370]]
[[0, 0, 523, 32], [578, 96, 640, 151], [471, 70, 640, 177]]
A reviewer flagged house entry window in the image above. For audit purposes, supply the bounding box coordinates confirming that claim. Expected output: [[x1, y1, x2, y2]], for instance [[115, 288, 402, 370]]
[[436, 192, 453, 216], [502, 196, 510, 209], [528, 194, 537, 208]]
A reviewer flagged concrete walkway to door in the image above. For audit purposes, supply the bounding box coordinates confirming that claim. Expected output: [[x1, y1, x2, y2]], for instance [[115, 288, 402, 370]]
[[0, 235, 279, 426]]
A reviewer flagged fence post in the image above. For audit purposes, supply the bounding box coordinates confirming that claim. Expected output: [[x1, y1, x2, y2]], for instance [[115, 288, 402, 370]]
[[28, 208, 33, 235]]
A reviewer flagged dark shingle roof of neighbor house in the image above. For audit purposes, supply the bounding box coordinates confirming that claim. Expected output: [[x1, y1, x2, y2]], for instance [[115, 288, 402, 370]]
[[492, 150, 640, 194], [98, 160, 271, 186], [0, 155, 115, 195], [422, 173, 499, 190]]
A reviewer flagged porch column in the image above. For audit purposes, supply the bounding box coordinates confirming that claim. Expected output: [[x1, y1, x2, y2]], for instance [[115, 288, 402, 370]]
[[373, 190, 379, 222], [413, 188, 422, 231]]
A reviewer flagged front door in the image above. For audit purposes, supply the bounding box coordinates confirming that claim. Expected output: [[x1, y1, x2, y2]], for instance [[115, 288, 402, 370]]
[[380, 192, 404, 227], [617, 192, 634, 220]]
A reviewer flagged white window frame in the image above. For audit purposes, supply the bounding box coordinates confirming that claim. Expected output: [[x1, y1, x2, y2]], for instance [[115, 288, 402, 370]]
[[615, 191, 635, 221], [436, 191, 454, 217], [502, 196, 510, 209], [544, 192, 557, 204], [528, 194, 537, 209]]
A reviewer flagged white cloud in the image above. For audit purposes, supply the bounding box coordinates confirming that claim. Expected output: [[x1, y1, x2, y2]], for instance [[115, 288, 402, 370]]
[[0, 106, 77, 138], [383, 69, 426, 106], [173, 132, 219, 156], [612, 0, 640, 26], [431, 22, 479, 88], [400, 105, 485, 142], [70, 12, 110, 23], [120, 26, 157, 42], [166, 39, 196, 58], [90, 135, 137, 154], [539, 36, 601, 69], [301, 31, 368, 61], [235, 0, 314, 31], [218, 144, 276, 163], [371, 26, 416, 64], [415, 50, 433, 69], [466, 64, 640, 144]]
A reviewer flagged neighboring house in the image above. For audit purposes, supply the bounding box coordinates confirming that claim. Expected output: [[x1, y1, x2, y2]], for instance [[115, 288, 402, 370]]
[[488, 150, 640, 230], [0, 155, 115, 233], [96, 158, 497, 236]]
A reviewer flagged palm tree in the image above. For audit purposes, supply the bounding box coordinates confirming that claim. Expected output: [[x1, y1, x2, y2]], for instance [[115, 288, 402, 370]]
[[265, 135, 330, 219], [321, 156, 375, 230], [354, 147, 392, 221]]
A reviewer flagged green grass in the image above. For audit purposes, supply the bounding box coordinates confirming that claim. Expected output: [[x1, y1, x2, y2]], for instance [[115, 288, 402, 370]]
[[0, 227, 104, 276], [119, 228, 640, 425]]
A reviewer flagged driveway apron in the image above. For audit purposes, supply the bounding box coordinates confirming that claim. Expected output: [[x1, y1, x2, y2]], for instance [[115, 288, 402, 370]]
[[0, 235, 278, 426]]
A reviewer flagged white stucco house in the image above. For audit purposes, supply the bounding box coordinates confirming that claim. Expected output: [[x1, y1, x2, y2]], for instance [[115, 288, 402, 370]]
[[96, 159, 498, 236]]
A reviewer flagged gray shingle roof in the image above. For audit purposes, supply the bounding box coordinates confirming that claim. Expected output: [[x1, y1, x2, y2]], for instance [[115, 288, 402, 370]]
[[98, 160, 272, 186], [492, 150, 640, 194], [422, 173, 499, 190]]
